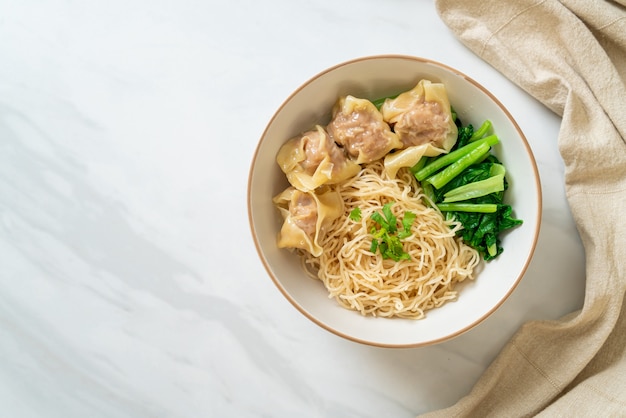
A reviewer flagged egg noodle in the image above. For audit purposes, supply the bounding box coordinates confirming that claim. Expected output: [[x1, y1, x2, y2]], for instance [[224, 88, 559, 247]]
[[302, 161, 481, 319]]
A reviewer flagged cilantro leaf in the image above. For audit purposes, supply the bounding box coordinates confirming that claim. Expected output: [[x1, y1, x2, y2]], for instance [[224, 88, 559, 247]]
[[370, 238, 379, 253], [368, 203, 415, 261], [349, 207, 362, 222], [381, 203, 397, 233], [398, 211, 416, 239], [371, 211, 386, 228]]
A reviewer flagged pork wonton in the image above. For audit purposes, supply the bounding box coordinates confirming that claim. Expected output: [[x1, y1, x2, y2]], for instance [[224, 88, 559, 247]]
[[273, 186, 343, 257], [276, 125, 361, 191], [380, 79, 457, 151], [327, 95, 402, 164], [380, 80, 458, 178]]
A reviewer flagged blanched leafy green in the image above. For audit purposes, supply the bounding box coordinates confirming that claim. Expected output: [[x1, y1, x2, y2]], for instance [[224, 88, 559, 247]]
[[411, 119, 523, 261], [470, 120, 492, 142], [448, 193, 522, 260], [425, 142, 492, 189], [455, 124, 474, 149], [442, 171, 504, 202], [437, 203, 498, 213], [414, 135, 499, 182]]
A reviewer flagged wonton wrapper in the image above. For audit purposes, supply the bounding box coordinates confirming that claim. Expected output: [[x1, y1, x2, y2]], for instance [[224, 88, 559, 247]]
[[381, 79, 457, 152], [327, 95, 402, 164], [383, 144, 448, 179], [276, 125, 361, 192], [273, 186, 343, 257]]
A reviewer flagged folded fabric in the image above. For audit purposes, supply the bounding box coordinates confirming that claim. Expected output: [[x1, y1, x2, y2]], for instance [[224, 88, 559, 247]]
[[421, 0, 626, 416]]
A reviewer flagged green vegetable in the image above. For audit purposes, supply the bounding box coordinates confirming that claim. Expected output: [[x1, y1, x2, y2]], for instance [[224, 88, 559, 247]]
[[413, 135, 499, 181], [413, 117, 522, 261], [371, 93, 399, 110], [450, 200, 522, 260], [349, 207, 362, 221], [450, 120, 491, 151], [421, 181, 436, 206], [470, 119, 492, 141], [432, 157, 501, 198], [425, 142, 492, 189], [409, 155, 429, 175], [442, 164, 505, 202], [453, 124, 474, 149], [437, 203, 498, 213], [399, 211, 416, 239], [368, 203, 415, 261]]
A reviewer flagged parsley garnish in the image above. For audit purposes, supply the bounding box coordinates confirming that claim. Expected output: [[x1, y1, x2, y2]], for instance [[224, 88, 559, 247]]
[[368, 203, 416, 261]]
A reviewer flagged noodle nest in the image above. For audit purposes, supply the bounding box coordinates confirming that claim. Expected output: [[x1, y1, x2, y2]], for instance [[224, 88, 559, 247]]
[[303, 161, 480, 319]]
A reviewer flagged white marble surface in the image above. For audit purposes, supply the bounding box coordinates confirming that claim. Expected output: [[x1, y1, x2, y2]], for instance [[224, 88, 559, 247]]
[[0, 1, 586, 416]]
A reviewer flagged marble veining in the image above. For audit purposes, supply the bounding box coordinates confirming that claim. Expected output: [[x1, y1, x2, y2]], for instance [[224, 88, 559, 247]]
[[0, 0, 585, 416]]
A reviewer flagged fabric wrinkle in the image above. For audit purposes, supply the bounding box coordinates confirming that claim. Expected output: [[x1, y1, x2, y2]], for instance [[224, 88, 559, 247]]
[[422, 0, 626, 416]]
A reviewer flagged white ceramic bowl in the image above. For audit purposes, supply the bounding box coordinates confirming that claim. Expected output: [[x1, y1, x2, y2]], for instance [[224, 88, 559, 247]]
[[248, 55, 541, 348]]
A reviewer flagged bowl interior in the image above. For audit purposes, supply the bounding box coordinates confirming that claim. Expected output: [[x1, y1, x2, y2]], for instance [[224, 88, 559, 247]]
[[248, 55, 541, 347]]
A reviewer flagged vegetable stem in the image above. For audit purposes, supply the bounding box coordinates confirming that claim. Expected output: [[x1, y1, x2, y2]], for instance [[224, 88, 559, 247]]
[[442, 173, 505, 203], [425, 142, 492, 189], [470, 120, 492, 141], [421, 181, 436, 206], [409, 156, 428, 174], [414, 135, 499, 181], [437, 203, 498, 213]]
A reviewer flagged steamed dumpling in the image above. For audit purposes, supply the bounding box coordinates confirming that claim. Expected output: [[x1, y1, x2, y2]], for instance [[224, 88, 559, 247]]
[[380, 79, 457, 151], [276, 125, 361, 192], [327, 95, 402, 164], [273, 186, 343, 257]]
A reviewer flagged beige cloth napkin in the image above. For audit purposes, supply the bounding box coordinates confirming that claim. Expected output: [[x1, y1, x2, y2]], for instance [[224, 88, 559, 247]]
[[421, 0, 626, 416]]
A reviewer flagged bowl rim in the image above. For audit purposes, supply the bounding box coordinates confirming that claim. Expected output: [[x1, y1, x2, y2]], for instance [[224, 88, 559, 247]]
[[247, 54, 542, 348]]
